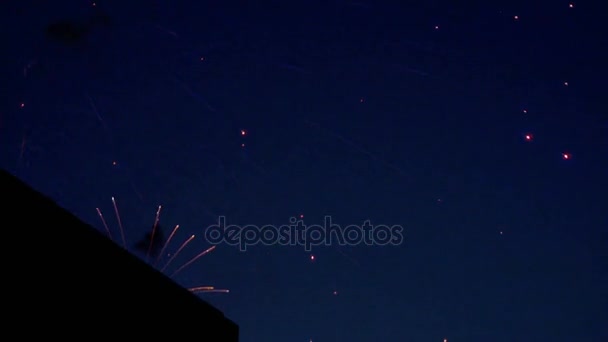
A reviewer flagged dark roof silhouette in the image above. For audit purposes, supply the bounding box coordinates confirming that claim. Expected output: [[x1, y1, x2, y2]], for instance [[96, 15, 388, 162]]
[[2, 169, 238, 341]]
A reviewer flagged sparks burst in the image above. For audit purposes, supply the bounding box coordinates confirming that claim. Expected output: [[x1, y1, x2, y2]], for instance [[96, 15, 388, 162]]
[[95, 196, 228, 295]]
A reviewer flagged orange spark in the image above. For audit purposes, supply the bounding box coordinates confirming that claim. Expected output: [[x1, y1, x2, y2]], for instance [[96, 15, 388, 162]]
[[111, 197, 126, 248], [171, 246, 216, 277], [146, 205, 162, 261], [155, 224, 180, 266], [189, 286, 229, 294], [160, 234, 195, 272]]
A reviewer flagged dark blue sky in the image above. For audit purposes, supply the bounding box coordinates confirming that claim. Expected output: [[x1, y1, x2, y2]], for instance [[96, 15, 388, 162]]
[[2, 1, 607, 341]]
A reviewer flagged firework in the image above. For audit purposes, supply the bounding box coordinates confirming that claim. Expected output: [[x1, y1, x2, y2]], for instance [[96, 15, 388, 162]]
[[95, 198, 227, 295]]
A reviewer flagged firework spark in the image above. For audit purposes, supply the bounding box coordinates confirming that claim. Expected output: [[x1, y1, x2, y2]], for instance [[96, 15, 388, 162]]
[[95, 207, 112, 240], [147, 205, 162, 261], [189, 286, 230, 294], [171, 245, 216, 277], [111, 196, 126, 248], [94, 199, 226, 294], [160, 234, 196, 272], [155, 224, 180, 267]]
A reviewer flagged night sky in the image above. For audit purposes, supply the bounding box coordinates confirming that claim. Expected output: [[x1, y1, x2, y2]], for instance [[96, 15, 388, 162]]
[[2, 0, 607, 341]]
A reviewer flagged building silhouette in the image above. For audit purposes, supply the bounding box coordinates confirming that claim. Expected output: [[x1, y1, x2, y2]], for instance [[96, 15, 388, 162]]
[[2, 169, 238, 341]]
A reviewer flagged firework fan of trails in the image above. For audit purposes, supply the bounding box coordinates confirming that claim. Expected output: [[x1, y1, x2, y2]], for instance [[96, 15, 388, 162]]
[[95, 196, 229, 295]]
